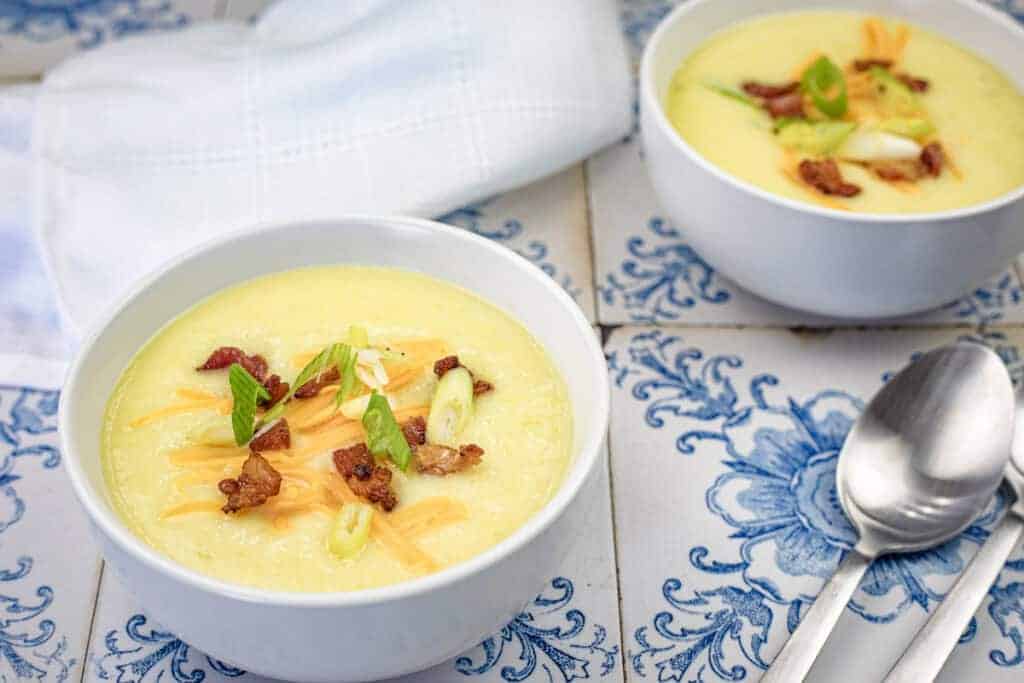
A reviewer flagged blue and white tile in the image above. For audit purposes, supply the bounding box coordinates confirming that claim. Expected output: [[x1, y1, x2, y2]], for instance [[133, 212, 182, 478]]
[[606, 325, 1024, 682], [0, 1, 216, 78], [439, 165, 596, 323], [0, 355, 100, 683], [84, 450, 624, 683], [588, 132, 1024, 329]]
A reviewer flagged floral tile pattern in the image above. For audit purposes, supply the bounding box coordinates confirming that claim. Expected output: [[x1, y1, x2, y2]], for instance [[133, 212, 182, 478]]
[[0, 356, 100, 683], [0, 1, 216, 77], [606, 326, 1024, 682], [439, 165, 596, 323], [84, 455, 624, 683], [4, 2, 1024, 682]]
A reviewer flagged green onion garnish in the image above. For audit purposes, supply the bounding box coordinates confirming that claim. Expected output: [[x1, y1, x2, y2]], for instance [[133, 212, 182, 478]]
[[334, 344, 358, 408], [705, 83, 761, 111], [361, 391, 412, 471], [801, 56, 848, 118], [228, 363, 270, 445]]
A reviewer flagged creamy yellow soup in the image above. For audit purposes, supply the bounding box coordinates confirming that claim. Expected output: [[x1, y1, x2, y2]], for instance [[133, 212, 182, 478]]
[[667, 11, 1024, 213], [102, 266, 573, 592]]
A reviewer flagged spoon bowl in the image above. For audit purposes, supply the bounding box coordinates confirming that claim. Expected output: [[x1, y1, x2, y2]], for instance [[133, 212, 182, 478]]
[[763, 342, 1015, 682], [839, 343, 1016, 556]]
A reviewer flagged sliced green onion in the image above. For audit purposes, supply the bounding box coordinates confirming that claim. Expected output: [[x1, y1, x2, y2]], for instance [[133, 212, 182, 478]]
[[877, 117, 934, 141], [801, 56, 848, 118], [362, 391, 412, 470], [328, 503, 373, 559], [704, 83, 761, 111], [333, 344, 358, 408], [776, 120, 857, 154], [869, 67, 923, 117], [427, 366, 474, 446], [228, 363, 270, 446]]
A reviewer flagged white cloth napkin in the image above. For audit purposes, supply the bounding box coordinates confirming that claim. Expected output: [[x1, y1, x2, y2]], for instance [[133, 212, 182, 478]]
[[4, 0, 630, 338]]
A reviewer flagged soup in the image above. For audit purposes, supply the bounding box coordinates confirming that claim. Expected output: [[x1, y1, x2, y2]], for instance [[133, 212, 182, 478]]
[[101, 266, 573, 592], [666, 12, 1024, 213]]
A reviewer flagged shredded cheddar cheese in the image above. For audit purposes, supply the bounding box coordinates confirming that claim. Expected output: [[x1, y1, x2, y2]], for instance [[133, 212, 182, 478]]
[[130, 389, 232, 427], [154, 340, 456, 574]]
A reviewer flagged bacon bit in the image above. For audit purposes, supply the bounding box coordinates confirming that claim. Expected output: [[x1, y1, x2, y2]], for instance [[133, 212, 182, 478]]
[[433, 355, 494, 395], [741, 81, 799, 98], [920, 142, 944, 176], [897, 73, 929, 93], [764, 92, 806, 119], [249, 419, 290, 452], [294, 366, 340, 399], [415, 443, 484, 476], [334, 443, 373, 477], [433, 355, 460, 378], [218, 452, 282, 513], [853, 58, 893, 71], [868, 159, 923, 182], [798, 159, 862, 197], [197, 347, 268, 382], [261, 374, 289, 408], [401, 416, 427, 448], [332, 443, 397, 511]]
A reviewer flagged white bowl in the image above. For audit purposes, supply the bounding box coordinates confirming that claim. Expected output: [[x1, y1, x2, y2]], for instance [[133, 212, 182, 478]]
[[641, 0, 1024, 318], [59, 216, 609, 682]]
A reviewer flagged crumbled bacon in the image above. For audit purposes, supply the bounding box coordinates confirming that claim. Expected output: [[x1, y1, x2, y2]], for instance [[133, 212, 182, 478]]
[[920, 142, 944, 177], [764, 92, 806, 119], [798, 159, 862, 197], [197, 346, 268, 382], [853, 58, 893, 71], [401, 416, 427, 448], [867, 159, 923, 182], [249, 419, 290, 452], [219, 453, 282, 513], [433, 355, 460, 378], [897, 73, 929, 93], [332, 443, 398, 511], [432, 355, 494, 396], [349, 468, 397, 511], [741, 81, 799, 99], [415, 443, 484, 476], [294, 366, 340, 399], [261, 374, 289, 408], [333, 443, 373, 478], [862, 143, 944, 183]]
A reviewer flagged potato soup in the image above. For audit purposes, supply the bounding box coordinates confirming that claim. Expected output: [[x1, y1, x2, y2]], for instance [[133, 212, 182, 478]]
[[101, 266, 573, 592], [666, 12, 1024, 212]]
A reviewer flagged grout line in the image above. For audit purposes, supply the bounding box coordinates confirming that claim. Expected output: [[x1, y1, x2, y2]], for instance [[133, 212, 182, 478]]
[[595, 320, 1012, 333], [599, 328, 630, 683], [581, 161, 602, 324], [79, 560, 106, 683]]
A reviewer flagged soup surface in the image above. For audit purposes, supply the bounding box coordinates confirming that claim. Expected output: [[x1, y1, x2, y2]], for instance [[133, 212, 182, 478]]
[[666, 11, 1024, 213], [102, 266, 573, 592]]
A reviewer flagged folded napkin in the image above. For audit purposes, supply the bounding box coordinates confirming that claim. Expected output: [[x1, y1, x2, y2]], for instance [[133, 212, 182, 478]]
[[5, 0, 631, 338]]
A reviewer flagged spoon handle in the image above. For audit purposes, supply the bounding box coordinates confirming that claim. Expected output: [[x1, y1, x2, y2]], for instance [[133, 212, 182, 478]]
[[761, 550, 872, 683], [884, 512, 1024, 683]]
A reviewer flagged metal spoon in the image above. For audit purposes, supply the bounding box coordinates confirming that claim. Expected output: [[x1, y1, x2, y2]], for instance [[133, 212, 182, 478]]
[[762, 343, 1015, 683], [885, 386, 1024, 683]]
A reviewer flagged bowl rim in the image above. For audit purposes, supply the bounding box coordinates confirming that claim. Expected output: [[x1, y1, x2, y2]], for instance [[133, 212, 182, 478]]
[[59, 214, 610, 608], [640, 0, 1024, 224]]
